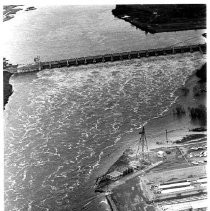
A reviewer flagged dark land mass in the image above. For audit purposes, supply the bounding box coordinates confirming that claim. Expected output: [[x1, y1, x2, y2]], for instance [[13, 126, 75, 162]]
[[3, 58, 18, 109], [25, 6, 37, 11], [3, 5, 23, 22], [196, 62, 206, 82], [202, 33, 207, 38], [3, 71, 13, 109], [112, 4, 206, 34], [3, 5, 36, 21]]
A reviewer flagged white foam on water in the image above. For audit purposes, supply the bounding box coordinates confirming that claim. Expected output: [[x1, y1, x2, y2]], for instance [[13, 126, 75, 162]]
[[4, 52, 206, 210]]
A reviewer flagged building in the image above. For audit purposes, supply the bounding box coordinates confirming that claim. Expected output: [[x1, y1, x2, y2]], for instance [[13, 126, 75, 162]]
[[106, 171, 123, 180]]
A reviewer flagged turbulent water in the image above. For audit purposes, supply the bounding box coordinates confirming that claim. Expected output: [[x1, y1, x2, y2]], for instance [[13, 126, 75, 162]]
[[3, 4, 207, 211], [4, 52, 205, 211]]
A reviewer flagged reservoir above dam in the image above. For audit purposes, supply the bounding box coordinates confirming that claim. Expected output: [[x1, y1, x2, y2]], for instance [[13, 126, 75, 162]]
[[3, 5, 206, 65]]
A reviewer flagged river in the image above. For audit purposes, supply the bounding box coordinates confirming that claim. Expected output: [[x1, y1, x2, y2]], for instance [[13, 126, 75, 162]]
[[4, 5, 205, 211]]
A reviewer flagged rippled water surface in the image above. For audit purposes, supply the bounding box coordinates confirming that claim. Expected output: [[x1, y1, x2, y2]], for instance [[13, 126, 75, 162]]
[[4, 4, 206, 211], [5, 52, 205, 210], [3, 5, 205, 64]]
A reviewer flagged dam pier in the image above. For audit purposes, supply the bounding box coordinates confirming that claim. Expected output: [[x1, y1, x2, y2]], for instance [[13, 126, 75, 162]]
[[17, 43, 206, 73]]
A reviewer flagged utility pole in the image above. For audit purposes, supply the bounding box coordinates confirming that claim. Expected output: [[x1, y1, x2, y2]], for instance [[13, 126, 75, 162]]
[[166, 129, 168, 143]]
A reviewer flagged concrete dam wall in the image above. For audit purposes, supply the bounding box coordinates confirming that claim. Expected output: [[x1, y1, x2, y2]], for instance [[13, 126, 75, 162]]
[[17, 43, 206, 73]]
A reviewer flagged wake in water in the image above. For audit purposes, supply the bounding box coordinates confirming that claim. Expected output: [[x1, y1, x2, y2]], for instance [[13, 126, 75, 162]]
[[4, 52, 205, 210]]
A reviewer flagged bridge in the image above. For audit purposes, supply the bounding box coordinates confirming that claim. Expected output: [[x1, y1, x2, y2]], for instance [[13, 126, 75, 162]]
[[17, 43, 206, 73]]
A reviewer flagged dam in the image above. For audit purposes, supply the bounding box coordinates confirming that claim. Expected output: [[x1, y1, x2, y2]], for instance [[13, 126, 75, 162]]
[[17, 43, 206, 73]]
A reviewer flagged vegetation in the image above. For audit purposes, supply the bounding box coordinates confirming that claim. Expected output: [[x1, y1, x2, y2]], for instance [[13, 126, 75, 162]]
[[173, 105, 186, 116], [3, 58, 17, 108], [193, 83, 206, 96], [3, 57, 18, 71], [175, 134, 206, 144], [196, 63, 206, 82], [3, 57, 9, 69], [180, 86, 189, 96], [3, 71, 13, 108], [188, 105, 206, 125], [189, 127, 206, 132], [192, 64, 207, 97]]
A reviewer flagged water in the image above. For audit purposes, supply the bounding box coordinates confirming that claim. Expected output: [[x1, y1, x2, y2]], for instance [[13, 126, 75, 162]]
[[4, 5, 206, 211], [3, 5, 205, 64]]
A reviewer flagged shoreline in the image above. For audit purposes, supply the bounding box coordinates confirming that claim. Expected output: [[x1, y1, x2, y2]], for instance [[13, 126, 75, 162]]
[[86, 55, 207, 183], [3, 5, 37, 22], [112, 5, 206, 34], [3, 71, 13, 109], [3, 58, 17, 109], [4, 46, 206, 111], [3, 5, 23, 22], [92, 63, 206, 211], [94, 61, 206, 189]]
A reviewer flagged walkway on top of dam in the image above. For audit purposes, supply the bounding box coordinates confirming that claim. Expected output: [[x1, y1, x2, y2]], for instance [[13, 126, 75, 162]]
[[17, 43, 206, 73]]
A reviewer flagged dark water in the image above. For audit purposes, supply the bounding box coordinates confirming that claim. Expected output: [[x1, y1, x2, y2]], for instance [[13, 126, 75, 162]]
[[4, 5, 206, 211]]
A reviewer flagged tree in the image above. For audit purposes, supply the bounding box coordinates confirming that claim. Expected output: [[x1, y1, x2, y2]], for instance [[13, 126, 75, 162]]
[[3, 57, 9, 69]]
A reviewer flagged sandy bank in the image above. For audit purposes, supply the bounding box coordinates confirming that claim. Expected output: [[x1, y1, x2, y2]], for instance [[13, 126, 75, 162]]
[[92, 62, 206, 211], [94, 60, 206, 185]]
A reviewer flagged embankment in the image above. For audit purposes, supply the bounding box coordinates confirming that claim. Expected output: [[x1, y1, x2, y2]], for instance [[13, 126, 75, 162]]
[[145, 62, 206, 145], [95, 61, 206, 177], [3, 71, 13, 109], [93, 62, 206, 211]]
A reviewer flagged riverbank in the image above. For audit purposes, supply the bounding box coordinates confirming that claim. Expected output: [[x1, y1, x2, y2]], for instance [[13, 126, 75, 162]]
[[112, 5, 206, 34], [3, 71, 13, 109], [95, 60, 206, 176], [143, 63, 206, 147], [3, 58, 18, 109], [5, 44, 205, 110], [93, 62, 206, 210], [3, 5, 37, 22], [3, 5, 23, 22]]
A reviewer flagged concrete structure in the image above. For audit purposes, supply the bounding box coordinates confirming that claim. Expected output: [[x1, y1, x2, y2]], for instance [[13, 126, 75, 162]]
[[141, 168, 207, 203], [106, 171, 123, 181], [159, 181, 191, 189], [17, 43, 206, 73], [159, 199, 208, 211]]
